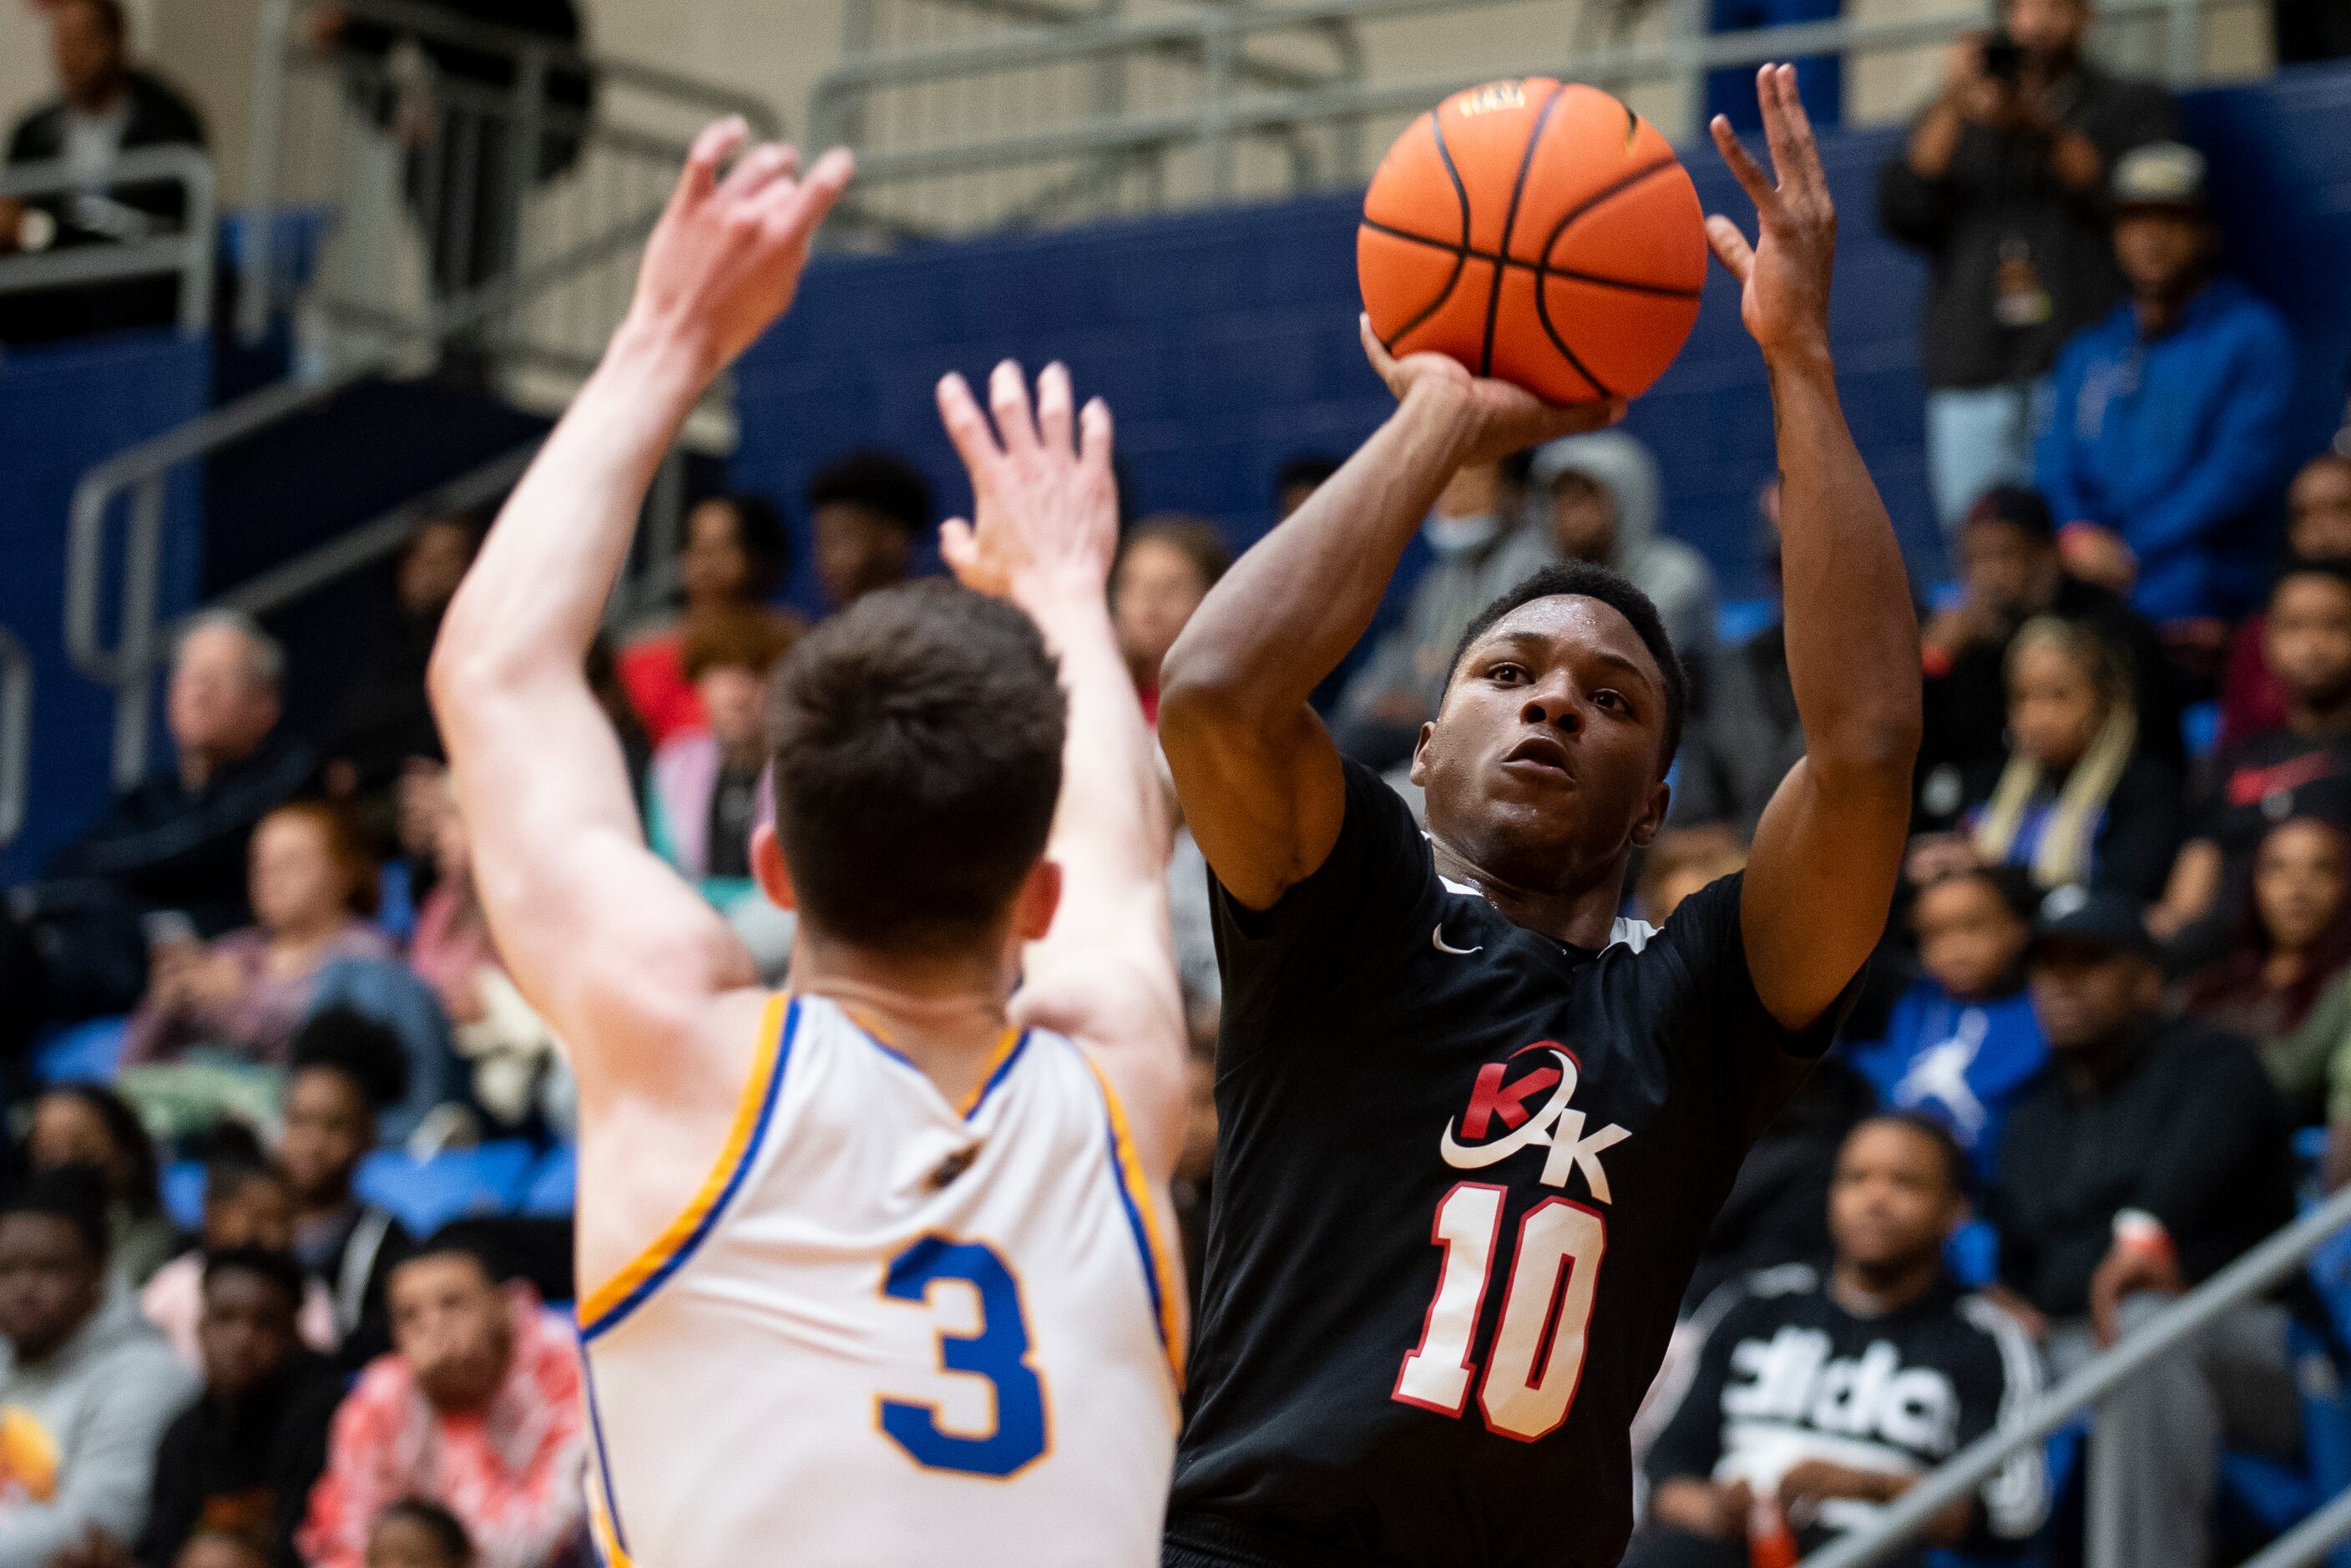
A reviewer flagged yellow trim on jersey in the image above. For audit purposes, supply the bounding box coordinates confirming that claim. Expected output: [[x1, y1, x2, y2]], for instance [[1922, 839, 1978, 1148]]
[[954, 1026, 1026, 1117], [588, 1485, 635, 1568], [577, 992, 791, 1333], [1081, 1051, 1188, 1387]]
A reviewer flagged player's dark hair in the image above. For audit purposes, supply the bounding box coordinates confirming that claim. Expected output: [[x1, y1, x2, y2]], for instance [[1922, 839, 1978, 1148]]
[[375, 1499, 474, 1566], [0, 1167, 111, 1265], [808, 451, 932, 537], [36, 1082, 159, 1218], [1450, 561, 1688, 773], [767, 579, 1064, 955], [1850, 1112, 1972, 1199], [201, 1244, 307, 1311], [289, 1007, 411, 1113]]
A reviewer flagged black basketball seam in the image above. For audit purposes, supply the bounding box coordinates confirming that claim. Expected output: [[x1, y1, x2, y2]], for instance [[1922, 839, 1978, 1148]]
[[1527, 154, 1687, 401], [1377, 111, 1477, 351], [1478, 80, 1567, 378], [1358, 219, 1703, 299]]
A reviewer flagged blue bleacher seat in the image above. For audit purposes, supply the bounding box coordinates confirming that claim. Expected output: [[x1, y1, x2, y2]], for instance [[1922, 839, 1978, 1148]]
[[355, 1140, 538, 1237], [520, 1144, 577, 1217], [160, 1158, 205, 1234], [32, 1018, 127, 1086]]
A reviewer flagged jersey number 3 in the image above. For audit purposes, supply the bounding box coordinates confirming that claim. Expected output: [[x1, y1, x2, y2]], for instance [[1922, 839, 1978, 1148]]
[[878, 1236, 1049, 1477], [1393, 1182, 1607, 1440]]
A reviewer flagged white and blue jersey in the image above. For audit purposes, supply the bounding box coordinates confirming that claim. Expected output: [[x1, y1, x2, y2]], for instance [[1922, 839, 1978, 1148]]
[[575, 993, 1182, 1567]]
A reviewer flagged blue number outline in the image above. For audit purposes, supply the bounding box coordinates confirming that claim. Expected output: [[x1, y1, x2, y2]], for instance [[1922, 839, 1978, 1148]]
[[876, 1234, 1051, 1478]]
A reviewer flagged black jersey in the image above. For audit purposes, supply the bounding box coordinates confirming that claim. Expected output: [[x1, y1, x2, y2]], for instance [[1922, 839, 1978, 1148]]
[[1166, 760, 1857, 1568], [1641, 1264, 2047, 1567]]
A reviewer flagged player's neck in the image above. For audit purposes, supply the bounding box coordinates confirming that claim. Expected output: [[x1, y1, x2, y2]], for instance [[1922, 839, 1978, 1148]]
[[1429, 837, 1629, 949], [791, 927, 1017, 1105]]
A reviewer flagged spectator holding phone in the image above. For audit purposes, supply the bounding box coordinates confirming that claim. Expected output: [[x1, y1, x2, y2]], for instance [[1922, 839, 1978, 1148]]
[[1878, 0, 2175, 539]]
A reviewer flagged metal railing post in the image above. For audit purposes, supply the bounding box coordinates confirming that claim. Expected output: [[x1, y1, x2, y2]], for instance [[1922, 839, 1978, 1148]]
[[2242, 1485, 2351, 1568], [0, 629, 29, 848], [241, 0, 294, 343], [111, 476, 169, 791], [501, 43, 549, 361], [1201, 14, 1237, 201]]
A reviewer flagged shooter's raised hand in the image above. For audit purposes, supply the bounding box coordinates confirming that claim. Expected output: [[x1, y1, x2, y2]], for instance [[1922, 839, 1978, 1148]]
[[1706, 64, 1837, 362], [626, 116, 852, 378], [934, 360, 1119, 605]]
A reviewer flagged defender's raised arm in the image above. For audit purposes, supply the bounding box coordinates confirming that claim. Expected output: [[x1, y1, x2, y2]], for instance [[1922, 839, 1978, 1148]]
[[1716, 68, 1924, 1029]]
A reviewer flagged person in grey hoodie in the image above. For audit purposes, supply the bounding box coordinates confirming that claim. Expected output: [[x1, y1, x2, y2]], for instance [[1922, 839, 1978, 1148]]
[[0, 1169, 198, 1565], [1529, 429, 1720, 666]]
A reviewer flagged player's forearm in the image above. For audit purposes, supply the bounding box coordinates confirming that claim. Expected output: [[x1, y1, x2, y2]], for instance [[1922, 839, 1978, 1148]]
[[1767, 346, 1922, 786], [1024, 586, 1170, 898], [432, 315, 707, 698], [1161, 379, 1473, 723]]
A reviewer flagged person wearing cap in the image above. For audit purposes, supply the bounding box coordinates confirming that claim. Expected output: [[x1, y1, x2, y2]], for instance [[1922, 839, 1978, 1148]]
[[1877, 0, 2176, 539], [1915, 483, 2182, 829], [2035, 141, 2296, 627], [1986, 887, 2303, 1568]]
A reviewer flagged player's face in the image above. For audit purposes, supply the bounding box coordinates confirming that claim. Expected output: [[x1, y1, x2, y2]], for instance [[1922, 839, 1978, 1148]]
[[1914, 876, 2027, 1002], [2290, 461, 2351, 561], [198, 1270, 299, 1400], [387, 1255, 513, 1414], [2266, 575, 2351, 708], [1829, 1122, 1959, 1274], [2027, 942, 2161, 1050], [2253, 819, 2346, 954], [1413, 595, 1671, 893]]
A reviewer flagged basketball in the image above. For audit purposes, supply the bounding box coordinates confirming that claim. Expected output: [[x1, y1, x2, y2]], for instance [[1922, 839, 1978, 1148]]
[[1358, 78, 1709, 404]]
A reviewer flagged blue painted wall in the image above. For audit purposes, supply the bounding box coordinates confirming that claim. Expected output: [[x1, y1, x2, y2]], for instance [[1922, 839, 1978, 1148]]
[[0, 331, 209, 883], [736, 62, 2351, 615]]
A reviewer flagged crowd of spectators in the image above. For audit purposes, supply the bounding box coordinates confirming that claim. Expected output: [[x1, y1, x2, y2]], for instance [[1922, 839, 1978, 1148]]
[[2, 0, 2348, 1560]]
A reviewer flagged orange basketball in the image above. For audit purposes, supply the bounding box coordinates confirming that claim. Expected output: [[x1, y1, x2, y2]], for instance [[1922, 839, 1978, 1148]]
[[1358, 78, 1708, 404]]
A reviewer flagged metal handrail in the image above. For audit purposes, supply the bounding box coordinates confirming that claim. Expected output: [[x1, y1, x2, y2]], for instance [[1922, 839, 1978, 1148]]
[[1798, 1180, 2351, 1568], [0, 145, 215, 336], [2245, 1484, 2351, 1568], [0, 628, 28, 847]]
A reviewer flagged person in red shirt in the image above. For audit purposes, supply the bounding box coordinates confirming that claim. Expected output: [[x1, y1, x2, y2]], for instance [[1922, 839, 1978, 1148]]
[[297, 1240, 581, 1568]]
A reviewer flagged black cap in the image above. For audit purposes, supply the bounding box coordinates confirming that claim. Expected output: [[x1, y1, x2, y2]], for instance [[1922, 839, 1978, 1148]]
[[2026, 885, 2158, 963]]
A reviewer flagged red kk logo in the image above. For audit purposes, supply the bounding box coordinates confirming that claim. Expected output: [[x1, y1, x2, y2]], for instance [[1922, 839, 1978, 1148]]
[[1437, 1042, 1631, 1202]]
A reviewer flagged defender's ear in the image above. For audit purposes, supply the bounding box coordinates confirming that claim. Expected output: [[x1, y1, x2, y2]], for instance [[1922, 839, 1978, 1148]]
[[752, 825, 797, 913]]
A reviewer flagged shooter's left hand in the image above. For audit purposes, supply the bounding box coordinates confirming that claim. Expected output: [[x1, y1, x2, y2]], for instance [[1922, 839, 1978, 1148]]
[[1705, 64, 1837, 365]]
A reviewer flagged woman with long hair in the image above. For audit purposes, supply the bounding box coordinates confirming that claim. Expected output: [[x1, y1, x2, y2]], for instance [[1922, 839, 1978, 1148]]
[[1969, 615, 2185, 902]]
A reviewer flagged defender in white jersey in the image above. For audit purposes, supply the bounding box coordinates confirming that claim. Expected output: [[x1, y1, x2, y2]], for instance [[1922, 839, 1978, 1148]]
[[429, 118, 1189, 1567]]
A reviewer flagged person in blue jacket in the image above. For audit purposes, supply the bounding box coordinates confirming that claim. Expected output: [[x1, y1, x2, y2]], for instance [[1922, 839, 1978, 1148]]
[[2035, 141, 2295, 625]]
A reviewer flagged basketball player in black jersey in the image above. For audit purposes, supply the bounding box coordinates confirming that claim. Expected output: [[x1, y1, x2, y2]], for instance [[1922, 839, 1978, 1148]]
[[1155, 68, 1921, 1568]]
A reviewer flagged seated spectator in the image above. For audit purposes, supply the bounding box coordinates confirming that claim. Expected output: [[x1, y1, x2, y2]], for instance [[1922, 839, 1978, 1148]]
[[615, 494, 801, 747], [1112, 515, 1231, 724], [645, 609, 797, 909], [1990, 891, 2303, 1568], [17, 613, 313, 1022], [140, 1158, 336, 1368], [1674, 481, 1801, 835], [1529, 430, 1717, 664], [406, 778, 567, 1140], [1330, 455, 1550, 771], [322, 514, 483, 807], [1917, 486, 2181, 827], [0, 1170, 198, 1565], [281, 1019, 412, 1369], [2036, 142, 2295, 627], [1963, 616, 2184, 900], [1681, 1058, 1875, 1313], [2219, 452, 2351, 750], [1631, 1116, 2045, 1568], [1874, 0, 2173, 534], [0, 0, 207, 346], [137, 1248, 341, 1568], [809, 452, 931, 612], [1636, 828, 1747, 928], [121, 803, 392, 1075], [297, 1238, 584, 1568], [27, 1085, 175, 1287], [2182, 817, 2351, 1044], [367, 1500, 472, 1568], [2153, 560, 2351, 950], [1843, 867, 2046, 1185]]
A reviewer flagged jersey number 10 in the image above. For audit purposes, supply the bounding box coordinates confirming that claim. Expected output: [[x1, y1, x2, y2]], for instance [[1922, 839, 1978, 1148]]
[[1393, 1182, 1608, 1441]]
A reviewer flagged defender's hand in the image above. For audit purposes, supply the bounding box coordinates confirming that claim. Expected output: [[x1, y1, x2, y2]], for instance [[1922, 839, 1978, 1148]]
[[625, 117, 852, 379], [935, 360, 1119, 604], [1706, 64, 1837, 363], [1358, 315, 1623, 470]]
